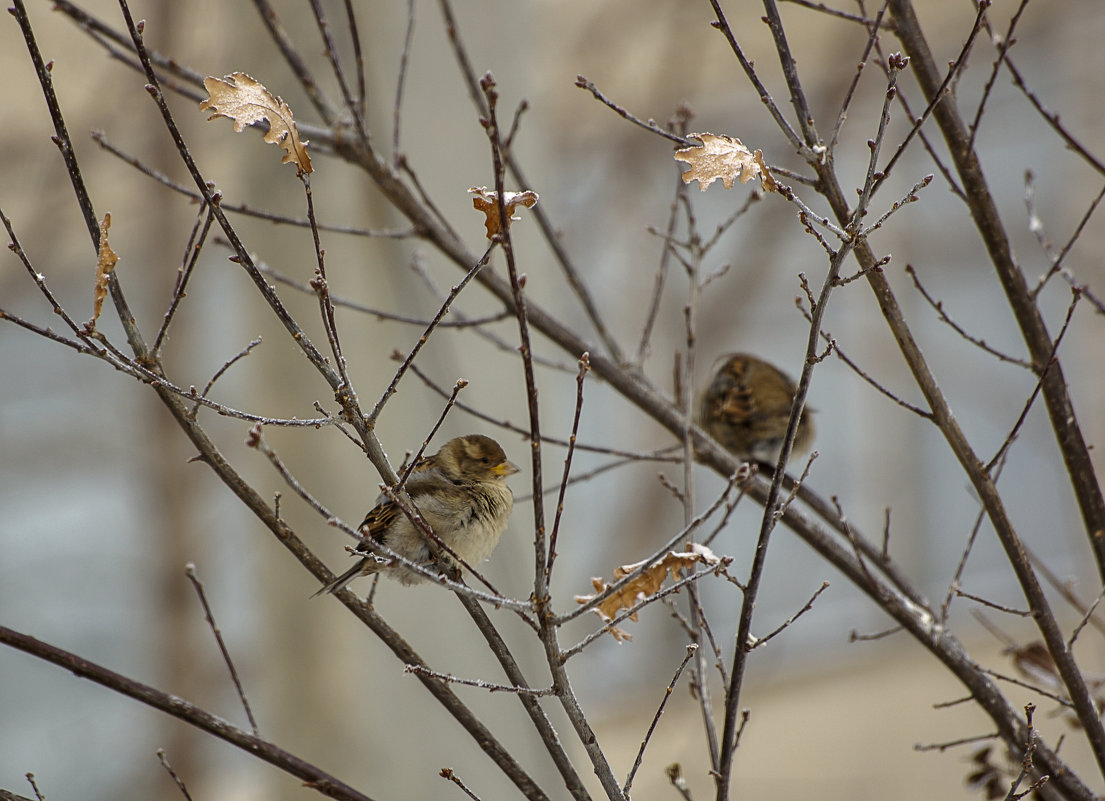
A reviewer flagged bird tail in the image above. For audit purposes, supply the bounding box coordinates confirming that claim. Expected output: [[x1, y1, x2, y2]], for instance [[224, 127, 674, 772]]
[[310, 560, 366, 598]]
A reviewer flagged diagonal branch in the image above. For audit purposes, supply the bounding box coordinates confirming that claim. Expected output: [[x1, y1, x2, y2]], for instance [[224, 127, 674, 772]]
[[0, 626, 377, 801]]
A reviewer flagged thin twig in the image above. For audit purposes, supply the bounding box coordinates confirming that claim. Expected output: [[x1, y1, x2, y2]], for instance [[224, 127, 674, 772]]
[[965, 0, 1029, 156], [399, 379, 468, 484], [781, 0, 890, 27], [439, 768, 483, 801], [156, 749, 195, 801], [666, 764, 695, 801], [249, 0, 337, 122], [829, 2, 890, 151], [437, 0, 624, 362], [939, 477, 998, 626], [574, 76, 692, 146], [404, 664, 554, 696], [257, 261, 507, 326], [185, 564, 260, 735], [914, 732, 1000, 752], [306, 176, 362, 418], [94, 130, 414, 236], [306, 0, 368, 141], [955, 588, 1031, 618], [1028, 175, 1105, 299], [794, 293, 933, 419], [749, 581, 831, 649], [637, 172, 683, 364], [367, 243, 495, 425], [153, 200, 215, 358], [546, 353, 589, 583], [707, 0, 808, 156], [859, 173, 933, 238], [407, 362, 681, 461], [981, 669, 1072, 709], [1001, 43, 1105, 179], [875, 0, 992, 192], [0, 625, 378, 801], [623, 644, 699, 798], [342, 0, 367, 119], [24, 775, 44, 801], [985, 288, 1079, 473], [189, 338, 263, 419], [905, 265, 1031, 368], [392, 0, 416, 166], [1066, 585, 1105, 651]]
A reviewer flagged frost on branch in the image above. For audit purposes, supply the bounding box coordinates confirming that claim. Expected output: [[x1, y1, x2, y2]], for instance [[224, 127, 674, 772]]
[[468, 187, 539, 239], [673, 133, 777, 193], [575, 544, 728, 642], [200, 73, 313, 175], [90, 212, 117, 327]]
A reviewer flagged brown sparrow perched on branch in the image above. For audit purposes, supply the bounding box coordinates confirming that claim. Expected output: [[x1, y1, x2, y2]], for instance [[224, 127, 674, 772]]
[[313, 434, 519, 595], [698, 353, 815, 466]]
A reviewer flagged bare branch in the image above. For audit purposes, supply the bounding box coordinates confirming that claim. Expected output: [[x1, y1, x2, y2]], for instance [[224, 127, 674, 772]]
[[0, 626, 378, 801], [185, 564, 261, 735]]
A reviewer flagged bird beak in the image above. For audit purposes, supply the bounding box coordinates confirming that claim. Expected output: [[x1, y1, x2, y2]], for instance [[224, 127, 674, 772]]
[[494, 460, 521, 477]]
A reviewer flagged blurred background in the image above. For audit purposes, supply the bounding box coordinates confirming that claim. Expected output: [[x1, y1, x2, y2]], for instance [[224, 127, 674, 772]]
[[2, 1, 1103, 799]]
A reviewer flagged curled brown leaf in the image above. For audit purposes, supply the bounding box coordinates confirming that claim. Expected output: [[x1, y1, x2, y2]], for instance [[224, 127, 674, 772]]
[[90, 212, 117, 327], [673, 132, 776, 193], [575, 544, 727, 641], [200, 73, 312, 175], [468, 186, 539, 239]]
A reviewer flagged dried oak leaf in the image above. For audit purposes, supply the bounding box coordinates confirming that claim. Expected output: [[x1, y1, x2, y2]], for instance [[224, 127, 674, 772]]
[[469, 187, 539, 239], [90, 212, 117, 327], [673, 133, 776, 193], [200, 73, 312, 175], [575, 544, 726, 642]]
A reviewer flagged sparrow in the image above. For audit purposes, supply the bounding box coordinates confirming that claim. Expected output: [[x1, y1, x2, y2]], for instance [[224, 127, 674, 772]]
[[698, 353, 815, 466], [313, 434, 519, 595]]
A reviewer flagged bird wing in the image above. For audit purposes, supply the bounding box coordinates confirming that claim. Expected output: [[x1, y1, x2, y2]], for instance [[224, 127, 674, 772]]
[[714, 377, 756, 425], [358, 499, 403, 542]]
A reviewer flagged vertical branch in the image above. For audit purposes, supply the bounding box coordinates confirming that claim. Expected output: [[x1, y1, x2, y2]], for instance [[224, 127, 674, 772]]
[[341, 0, 367, 120], [546, 353, 590, 584], [478, 73, 548, 611], [828, 2, 890, 152], [706, 0, 808, 156], [636, 175, 682, 364], [437, 0, 625, 364], [715, 241, 851, 801], [305, 0, 366, 138], [622, 644, 698, 797], [305, 175, 361, 412], [152, 199, 215, 359], [249, 0, 337, 123], [760, 0, 821, 147], [480, 72, 621, 800], [675, 187, 722, 775], [392, 0, 416, 166]]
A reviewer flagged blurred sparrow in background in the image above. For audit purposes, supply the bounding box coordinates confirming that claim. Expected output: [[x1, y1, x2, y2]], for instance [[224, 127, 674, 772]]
[[698, 353, 815, 466], [313, 434, 519, 595]]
